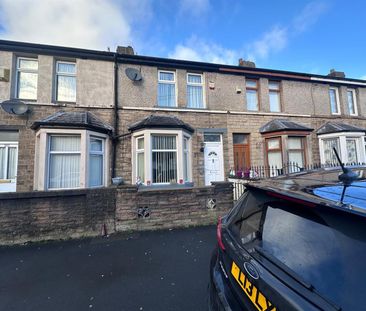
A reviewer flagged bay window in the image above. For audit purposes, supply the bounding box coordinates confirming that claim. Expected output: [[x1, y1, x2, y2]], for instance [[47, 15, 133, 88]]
[[16, 57, 38, 100], [158, 70, 176, 107], [132, 129, 192, 185], [319, 132, 366, 165], [35, 129, 109, 190]]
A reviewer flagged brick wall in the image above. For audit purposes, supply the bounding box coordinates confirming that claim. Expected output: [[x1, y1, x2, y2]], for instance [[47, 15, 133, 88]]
[[115, 182, 233, 232], [0, 182, 233, 245], [0, 188, 116, 245]]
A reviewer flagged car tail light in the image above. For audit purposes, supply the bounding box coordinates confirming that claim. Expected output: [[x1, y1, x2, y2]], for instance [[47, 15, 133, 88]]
[[217, 217, 226, 251]]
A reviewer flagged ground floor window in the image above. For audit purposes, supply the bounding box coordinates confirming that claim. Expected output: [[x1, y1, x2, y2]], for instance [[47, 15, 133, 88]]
[[288, 137, 306, 172], [319, 132, 366, 165], [0, 131, 19, 193], [35, 129, 109, 190], [133, 129, 191, 185], [48, 135, 81, 189], [266, 137, 283, 176]]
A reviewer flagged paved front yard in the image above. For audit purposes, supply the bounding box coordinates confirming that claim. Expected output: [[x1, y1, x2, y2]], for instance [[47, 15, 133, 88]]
[[0, 225, 216, 311]]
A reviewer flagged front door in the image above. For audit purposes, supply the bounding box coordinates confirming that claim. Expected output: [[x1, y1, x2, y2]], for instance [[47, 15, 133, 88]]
[[204, 134, 224, 185]]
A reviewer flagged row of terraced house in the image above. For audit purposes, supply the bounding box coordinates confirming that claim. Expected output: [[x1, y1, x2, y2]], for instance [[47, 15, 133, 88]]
[[1, 39, 366, 193]]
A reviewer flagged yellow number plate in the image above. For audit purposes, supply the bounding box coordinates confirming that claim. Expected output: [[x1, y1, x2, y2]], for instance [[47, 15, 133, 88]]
[[231, 261, 277, 311]]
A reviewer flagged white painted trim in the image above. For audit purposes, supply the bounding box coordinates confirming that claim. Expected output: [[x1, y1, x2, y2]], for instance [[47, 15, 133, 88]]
[[121, 106, 312, 117], [54, 60, 77, 102], [318, 131, 366, 164], [187, 72, 206, 109], [157, 70, 177, 107], [347, 88, 358, 116], [15, 56, 38, 100], [329, 87, 341, 115], [311, 77, 366, 87], [131, 129, 192, 185]]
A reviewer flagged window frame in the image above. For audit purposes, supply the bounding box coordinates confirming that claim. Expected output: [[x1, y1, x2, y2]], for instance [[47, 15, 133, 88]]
[[268, 80, 281, 112], [265, 136, 283, 171], [135, 136, 145, 183], [186, 72, 205, 108], [88, 136, 105, 188], [287, 136, 306, 169], [0, 142, 18, 181], [132, 129, 192, 185], [47, 134, 81, 190], [347, 88, 358, 116], [318, 132, 366, 165], [34, 128, 109, 191], [329, 87, 341, 115], [157, 70, 177, 107], [54, 60, 77, 103], [245, 79, 259, 111], [15, 56, 38, 100]]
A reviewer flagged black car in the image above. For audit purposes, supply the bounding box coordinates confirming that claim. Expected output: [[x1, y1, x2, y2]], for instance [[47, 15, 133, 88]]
[[209, 167, 366, 311]]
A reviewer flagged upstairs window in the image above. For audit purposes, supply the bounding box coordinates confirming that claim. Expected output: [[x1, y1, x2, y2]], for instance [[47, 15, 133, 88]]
[[16, 57, 38, 100], [158, 70, 176, 107], [347, 89, 358, 116], [329, 87, 340, 115], [246, 79, 259, 111], [55, 61, 76, 102], [269, 81, 281, 112], [187, 73, 204, 108]]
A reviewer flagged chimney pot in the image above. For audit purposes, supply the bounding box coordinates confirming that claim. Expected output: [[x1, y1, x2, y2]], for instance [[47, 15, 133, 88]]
[[327, 69, 345, 78]]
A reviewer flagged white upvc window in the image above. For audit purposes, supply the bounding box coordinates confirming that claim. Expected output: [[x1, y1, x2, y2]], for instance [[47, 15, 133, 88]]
[[55, 61, 76, 102], [187, 73, 205, 108], [88, 137, 104, 187], [136, 136, 145, 183], [132, 129, 192, 185], [16, 57, 38, 100], [34, 129, 109, 190], [319, 132, 366, 165], [0, 142, 18, 181], [158, 70, 176, 107], [329, 87, 341, 115], [48, 135, 81, 189], [347, 89, 358, 116]]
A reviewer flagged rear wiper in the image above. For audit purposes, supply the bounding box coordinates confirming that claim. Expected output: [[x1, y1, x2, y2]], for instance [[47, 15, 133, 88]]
[[254, 246, 341, 311]]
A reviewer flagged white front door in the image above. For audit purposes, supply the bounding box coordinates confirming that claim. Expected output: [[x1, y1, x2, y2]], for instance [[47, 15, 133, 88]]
[[204, 134, 224, 185]]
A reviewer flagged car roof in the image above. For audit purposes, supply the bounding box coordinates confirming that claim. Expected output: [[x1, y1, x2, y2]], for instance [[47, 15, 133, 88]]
[[246, 166, 366, 217]]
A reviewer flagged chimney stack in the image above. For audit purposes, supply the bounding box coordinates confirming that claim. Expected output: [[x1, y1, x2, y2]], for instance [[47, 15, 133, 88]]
[[327, 69, 345, 78], [238, 58, 255, 68], [116, 46, 135, 55]]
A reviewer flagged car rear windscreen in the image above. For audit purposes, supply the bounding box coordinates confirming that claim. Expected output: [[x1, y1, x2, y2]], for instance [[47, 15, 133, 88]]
[[236, 196, 366, 310]]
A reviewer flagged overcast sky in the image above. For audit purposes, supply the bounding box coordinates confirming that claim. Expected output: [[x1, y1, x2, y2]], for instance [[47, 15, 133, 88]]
[[0, 0, 365, 79]]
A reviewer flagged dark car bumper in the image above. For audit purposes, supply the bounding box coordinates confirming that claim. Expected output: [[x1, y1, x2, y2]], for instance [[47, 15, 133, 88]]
[[209, 250, 244, 311]]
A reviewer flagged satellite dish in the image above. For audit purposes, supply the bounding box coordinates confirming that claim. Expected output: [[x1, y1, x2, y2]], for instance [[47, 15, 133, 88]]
[[1, 100, 29, 115], [125, 68, 142, 81]]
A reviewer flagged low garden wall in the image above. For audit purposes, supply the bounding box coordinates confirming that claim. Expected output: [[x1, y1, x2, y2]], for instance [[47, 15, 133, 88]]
[[0, 182, 233, 245]]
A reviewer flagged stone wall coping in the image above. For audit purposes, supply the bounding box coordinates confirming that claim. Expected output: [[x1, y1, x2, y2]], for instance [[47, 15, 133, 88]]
[[0, 188, 89, 200]]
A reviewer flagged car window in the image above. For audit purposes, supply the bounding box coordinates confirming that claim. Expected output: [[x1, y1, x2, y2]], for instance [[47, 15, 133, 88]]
[[236, 198, 366, 310]]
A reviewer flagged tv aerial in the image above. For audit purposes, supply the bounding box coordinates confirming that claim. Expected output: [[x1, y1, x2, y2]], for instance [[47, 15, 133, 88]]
[[125, 68, 142, 81], [0, 99, 30, 115]]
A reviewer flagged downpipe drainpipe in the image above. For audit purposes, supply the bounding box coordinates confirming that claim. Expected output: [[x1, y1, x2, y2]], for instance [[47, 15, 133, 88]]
[[111, 54, 119, 178]]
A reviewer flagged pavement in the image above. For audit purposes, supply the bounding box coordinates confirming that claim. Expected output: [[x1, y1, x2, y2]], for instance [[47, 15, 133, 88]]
[[0, 225, 217, 311]]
